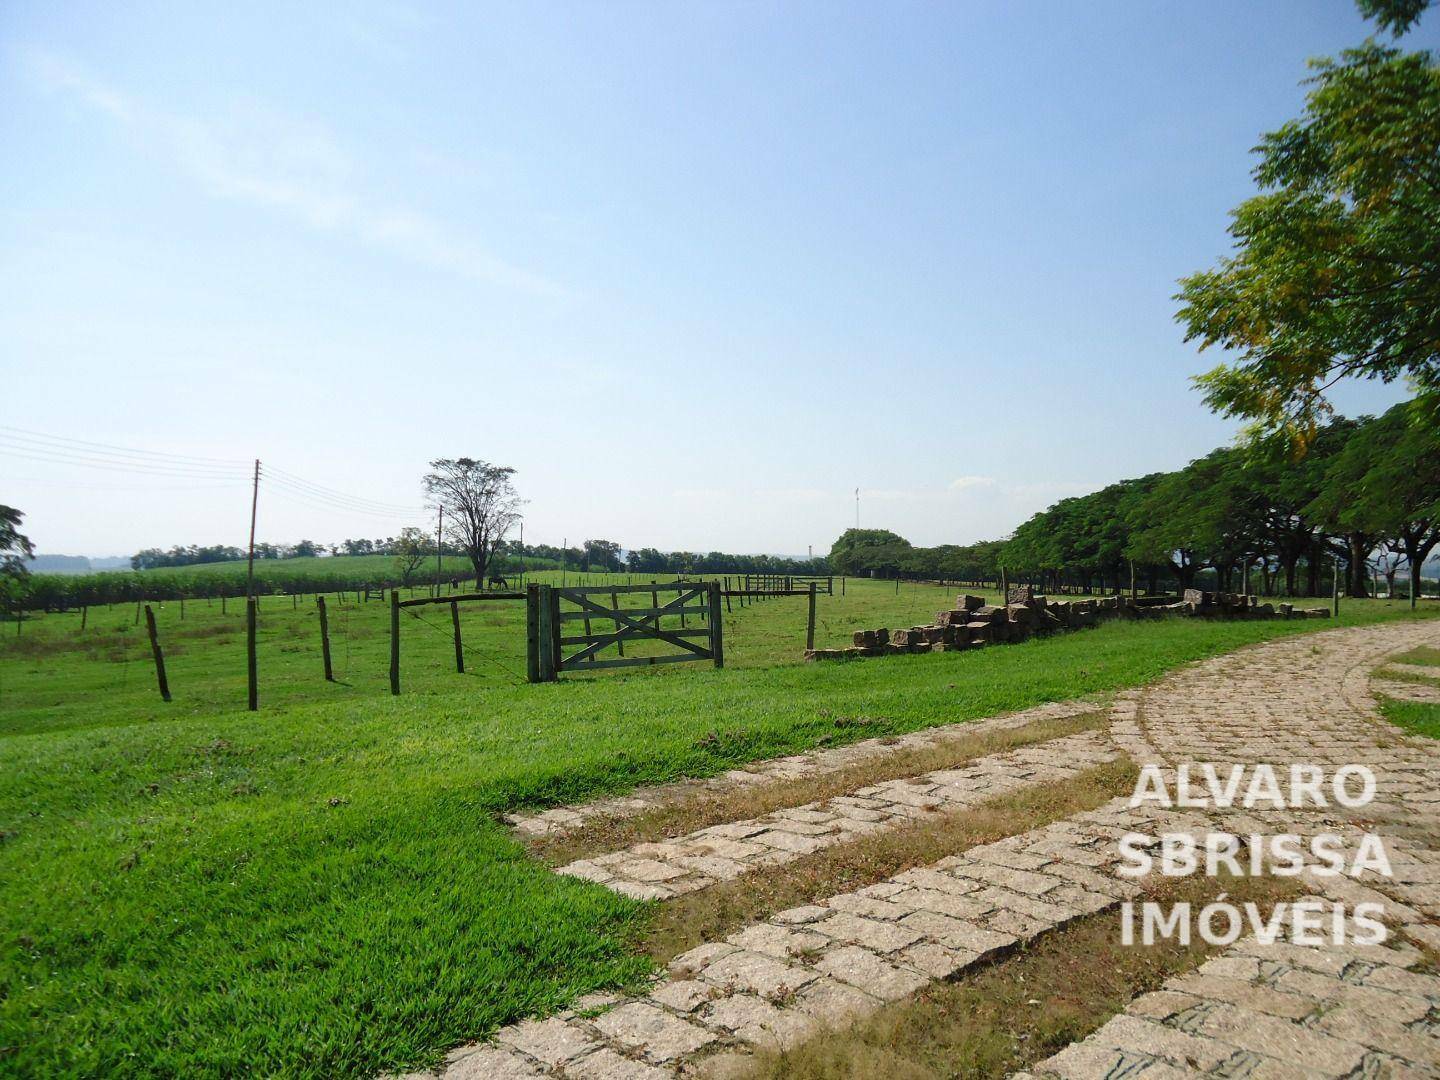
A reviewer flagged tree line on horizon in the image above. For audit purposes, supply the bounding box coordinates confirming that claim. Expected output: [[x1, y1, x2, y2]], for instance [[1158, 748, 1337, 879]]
[[830, 401, 1438, 602]]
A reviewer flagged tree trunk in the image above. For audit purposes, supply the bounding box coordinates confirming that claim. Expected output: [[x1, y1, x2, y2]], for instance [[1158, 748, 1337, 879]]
[[1280, 557, 1297, 597], [1405, 537, 1438, 610], [1346, 534, 1371, 597]]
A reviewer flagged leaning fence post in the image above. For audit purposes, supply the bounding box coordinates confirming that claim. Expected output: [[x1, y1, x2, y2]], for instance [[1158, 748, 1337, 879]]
[[806, 581, 817, 651], [390, 590, 401, 695], [450, 599, 464, 674], [144, 604, 172, 702], [317, 595, 334, 681], [709, 581, 724, 669]]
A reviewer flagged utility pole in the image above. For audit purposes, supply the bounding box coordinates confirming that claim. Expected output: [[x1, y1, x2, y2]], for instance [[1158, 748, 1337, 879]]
[[246, 459, 260, 600], [246, 459, 260, 712], [435, 505, 444, 596]]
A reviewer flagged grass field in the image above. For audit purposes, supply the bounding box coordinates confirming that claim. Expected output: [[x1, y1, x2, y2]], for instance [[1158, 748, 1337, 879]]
[[2, 581, 1435, 1077]]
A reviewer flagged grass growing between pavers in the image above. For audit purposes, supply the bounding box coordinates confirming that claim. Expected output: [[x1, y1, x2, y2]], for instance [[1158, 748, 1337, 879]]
[[1393, 645, 1440, 667], [744, 873, 1299, 1080], [639, 759, 1138, 964], [531, 711, 1108, 867], [2, 597, 1434, 1077], [1376, 666, 1440, 686]]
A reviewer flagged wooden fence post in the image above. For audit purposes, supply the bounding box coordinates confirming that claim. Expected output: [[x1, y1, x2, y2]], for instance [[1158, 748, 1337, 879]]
[[144, 604, 172, 702], [806, 581, 817, 651], [549, 587, 562, 678], [80, 605, 88, 631], [317, 595, 334, 681], [1332, 557, 1341, 617], [450, 600, 464, 674], [390, 590, 401, 695], [247, 598, 258, 711], [709, 582, 724, 669], [611, 589, 624, 657], [526, 585, 541, 683]]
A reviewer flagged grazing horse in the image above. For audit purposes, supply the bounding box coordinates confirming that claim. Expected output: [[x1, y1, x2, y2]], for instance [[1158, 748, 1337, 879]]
[[488, 572, 510, 589]]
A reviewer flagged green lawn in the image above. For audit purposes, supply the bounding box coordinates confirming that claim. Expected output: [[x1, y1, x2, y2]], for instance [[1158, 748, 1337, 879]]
[[2, 583, 1433, 1077], [1380, 697, 1440, 738]]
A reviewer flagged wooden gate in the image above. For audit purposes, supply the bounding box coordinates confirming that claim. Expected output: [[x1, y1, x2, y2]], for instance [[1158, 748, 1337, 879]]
[[527, 581, 723, 681]]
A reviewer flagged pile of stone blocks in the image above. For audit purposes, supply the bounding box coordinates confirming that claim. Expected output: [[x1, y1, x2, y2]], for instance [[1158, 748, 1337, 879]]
[[1181, 589, 1330, 620], [803, 584, 1331, 661]]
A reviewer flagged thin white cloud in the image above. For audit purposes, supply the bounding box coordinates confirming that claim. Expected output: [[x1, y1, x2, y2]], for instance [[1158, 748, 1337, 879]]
[[948, 475, 998, 492], [22, 49, 563, 297]]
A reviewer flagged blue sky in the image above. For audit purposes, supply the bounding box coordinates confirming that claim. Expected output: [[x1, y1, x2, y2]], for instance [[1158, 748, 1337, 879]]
[[1, 1, 1426, 558]]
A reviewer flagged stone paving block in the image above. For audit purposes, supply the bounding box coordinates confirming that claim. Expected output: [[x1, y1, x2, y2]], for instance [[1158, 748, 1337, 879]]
[[898, 940, 979, 979], [726, 923, 828, 960], [669, 942, 737, 976], [441, 1046, 544, 1079], [696, 950, 817, 998], [825, 893, 912, 921], [810, 911, 924, 953], [1163, 972, 1317, 1021], [493, 1017, 598, 1066], [700, 994, 816, 1050], [1088, 1014, 1235, 1071], [1036, 1041, 1171, 1080], [791, 975, 880, 1024], [648, 979, 714, 1014], [888, 886, 992, 920], [750, 829, 829, 855], [565, 1047, 672, 1079], [592, 1002, 718, 1062], [771, 904, 829, 925], [1312, 1007, 1440, 1064], [1188, 1002, 1369, 1074], [813, 944, 930, 1001]]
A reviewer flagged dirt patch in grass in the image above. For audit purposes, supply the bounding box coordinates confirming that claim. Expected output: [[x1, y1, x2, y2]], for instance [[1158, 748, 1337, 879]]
[[637, 757, 1136, 964], [743, 871, 1299, 1080], [530, 711, 1108, 866], [1394, 646, 1440, 667]]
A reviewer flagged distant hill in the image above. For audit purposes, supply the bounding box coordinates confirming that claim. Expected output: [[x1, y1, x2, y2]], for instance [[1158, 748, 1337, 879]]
[[25, 554, 131, 574]]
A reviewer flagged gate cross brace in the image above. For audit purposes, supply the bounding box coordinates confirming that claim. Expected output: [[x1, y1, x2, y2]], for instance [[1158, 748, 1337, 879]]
[[561, 588, 709, 667]]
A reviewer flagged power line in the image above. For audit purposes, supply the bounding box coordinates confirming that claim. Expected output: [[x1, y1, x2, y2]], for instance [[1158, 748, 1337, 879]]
[[0, 439, 250, 479], [263, 483, 422, 523], [263, 466, 424, 515], [0, 424, 248, 466]]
